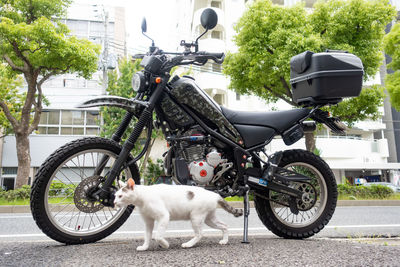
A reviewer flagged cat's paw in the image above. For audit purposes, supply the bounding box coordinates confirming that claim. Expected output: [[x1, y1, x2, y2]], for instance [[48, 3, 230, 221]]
[[181, 242, 193, 248], [219, 239, 228, 245], [136, 245, 149, 251], [156, 239, 169, 249]]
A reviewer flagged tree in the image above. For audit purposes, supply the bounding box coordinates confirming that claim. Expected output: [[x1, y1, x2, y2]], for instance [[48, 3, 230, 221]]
[[384, 22, 400, 110], [0, 64, 22, 138], [101, 58, 141, 139], [0, 0, 100, 188], [224, 0, 396, 151]]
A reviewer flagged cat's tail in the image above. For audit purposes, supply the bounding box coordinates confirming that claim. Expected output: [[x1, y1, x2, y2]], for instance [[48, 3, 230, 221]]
[[218, 198, 243, 217]]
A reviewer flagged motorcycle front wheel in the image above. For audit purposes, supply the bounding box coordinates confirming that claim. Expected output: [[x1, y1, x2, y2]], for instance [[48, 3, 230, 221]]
[[254, 149, 337, 239], [30, 137, 139, 244]]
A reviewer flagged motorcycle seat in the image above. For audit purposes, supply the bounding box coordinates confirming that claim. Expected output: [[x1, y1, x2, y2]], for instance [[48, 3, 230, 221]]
[[220, 106, 311, 133]]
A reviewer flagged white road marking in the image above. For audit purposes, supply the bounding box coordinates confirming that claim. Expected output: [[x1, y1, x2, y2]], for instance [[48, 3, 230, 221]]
[[0, 214, 140, 219], [1, 225, 400, 239], [325, 224, 400, 229]]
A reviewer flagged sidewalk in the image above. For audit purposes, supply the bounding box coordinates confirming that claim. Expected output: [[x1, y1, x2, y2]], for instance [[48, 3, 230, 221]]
[[1, 200, 399, 213]]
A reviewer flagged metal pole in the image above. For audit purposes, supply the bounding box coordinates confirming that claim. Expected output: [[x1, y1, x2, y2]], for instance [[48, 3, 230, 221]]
[[102, 10, 109, 95]]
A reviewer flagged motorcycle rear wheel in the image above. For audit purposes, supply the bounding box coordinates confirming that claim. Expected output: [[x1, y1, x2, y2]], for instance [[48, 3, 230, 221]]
[[254, 149, 337, 239], [30, 137, 139, 244]]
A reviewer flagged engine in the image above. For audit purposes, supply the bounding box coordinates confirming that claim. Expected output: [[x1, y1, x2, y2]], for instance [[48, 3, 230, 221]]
[[188, 148, 226, 185], [170, 129, 232, 186]]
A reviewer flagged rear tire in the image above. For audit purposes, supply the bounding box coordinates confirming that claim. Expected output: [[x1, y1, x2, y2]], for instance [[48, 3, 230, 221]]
[[30, 137, 140, 244], [254, 149, 337, 239]]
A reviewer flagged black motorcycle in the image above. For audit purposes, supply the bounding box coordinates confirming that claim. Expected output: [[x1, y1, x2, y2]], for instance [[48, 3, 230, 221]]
[[30, 8, 363, 244]]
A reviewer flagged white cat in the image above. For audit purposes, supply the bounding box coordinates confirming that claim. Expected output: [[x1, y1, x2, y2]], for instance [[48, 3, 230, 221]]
[[114, 178, 243, 251]]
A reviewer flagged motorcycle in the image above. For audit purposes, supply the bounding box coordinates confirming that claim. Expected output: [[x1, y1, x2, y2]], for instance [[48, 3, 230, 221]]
[[31, 8, 362, 244]]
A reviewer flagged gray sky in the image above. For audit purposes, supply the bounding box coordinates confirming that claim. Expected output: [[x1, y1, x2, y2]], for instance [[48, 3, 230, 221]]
[[104, 0, 177, 54]]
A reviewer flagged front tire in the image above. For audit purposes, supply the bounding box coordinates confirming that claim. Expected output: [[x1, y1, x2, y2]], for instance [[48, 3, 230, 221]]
[[30, 137, 140, 244], [254, 149, 337, 239]]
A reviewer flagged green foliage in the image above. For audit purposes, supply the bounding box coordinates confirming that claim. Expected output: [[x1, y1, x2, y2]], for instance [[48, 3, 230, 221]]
[[0, 64, 23, 134], [337, 184, 394, 199], [0, 0, 72, 24], [143, 158, 164, 185], [101, 58, 142, 139], [48, 181, 74, 196], [327, 85, 386, 126], [0, 16, 100, 79], [224, 0, 396, 125], [313, 147, 322, 156], [384, 23, 400, 110], [0, 185, 30, 201]]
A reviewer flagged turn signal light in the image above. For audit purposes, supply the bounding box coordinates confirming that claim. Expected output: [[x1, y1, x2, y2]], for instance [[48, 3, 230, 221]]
[[155, 77, 162, 84]]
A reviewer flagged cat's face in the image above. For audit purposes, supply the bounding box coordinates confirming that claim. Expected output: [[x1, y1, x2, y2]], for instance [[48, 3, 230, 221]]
[[114, 179, 135, 208]]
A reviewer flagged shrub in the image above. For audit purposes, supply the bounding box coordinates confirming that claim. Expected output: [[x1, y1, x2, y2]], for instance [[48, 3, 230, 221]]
[[0, 185, 31, 202], [49, 181, 74, 197], [337, 184, 394, 199], [143, 158, 165, 185]]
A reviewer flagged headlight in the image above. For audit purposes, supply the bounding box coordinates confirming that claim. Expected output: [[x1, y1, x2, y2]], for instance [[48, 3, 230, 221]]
[[132, 72, 146, 92]]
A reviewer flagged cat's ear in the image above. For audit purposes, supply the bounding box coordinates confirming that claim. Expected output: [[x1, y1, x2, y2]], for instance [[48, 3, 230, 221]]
[[127, 178, 135, 190], [118, 180, 126, 188]]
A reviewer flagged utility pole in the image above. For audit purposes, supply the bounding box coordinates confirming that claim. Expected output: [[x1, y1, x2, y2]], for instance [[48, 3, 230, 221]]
[[93, 4, 110, 95], [102, 10, 109, 95]]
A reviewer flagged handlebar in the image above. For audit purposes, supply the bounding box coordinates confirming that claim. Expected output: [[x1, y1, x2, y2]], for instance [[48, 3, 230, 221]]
[[197, 51, 225, 64], [133, 49, 225, 74], [133, 51, 225, 64]]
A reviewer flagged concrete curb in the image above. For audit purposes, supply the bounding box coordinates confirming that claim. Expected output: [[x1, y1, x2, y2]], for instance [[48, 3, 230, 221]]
[[1, 200, 399, 213]]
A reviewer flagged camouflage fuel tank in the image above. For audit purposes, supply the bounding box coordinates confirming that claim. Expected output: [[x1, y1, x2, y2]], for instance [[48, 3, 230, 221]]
[[168, 77, 243, 145]]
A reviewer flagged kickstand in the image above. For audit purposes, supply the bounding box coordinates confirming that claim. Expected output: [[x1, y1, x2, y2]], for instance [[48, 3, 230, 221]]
[[242, 185, 250, 244]]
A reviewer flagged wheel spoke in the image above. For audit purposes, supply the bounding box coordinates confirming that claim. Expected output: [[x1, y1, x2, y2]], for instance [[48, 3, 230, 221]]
[[42, 147, 132, 237], [269, 161, 328, 228]]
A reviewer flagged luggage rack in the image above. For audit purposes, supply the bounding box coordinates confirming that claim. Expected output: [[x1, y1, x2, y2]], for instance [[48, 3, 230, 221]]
[[296, 96, 343, 107]]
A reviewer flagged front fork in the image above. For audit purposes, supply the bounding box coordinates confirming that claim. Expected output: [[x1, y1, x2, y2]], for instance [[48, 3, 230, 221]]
[[92, 78, 167, 205]]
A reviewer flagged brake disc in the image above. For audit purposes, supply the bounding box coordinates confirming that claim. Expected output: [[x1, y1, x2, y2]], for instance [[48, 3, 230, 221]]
[[74, 175, 104, 213]]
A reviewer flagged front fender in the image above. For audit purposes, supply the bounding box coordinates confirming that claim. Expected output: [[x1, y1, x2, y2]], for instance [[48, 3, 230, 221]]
[[76, 96, 147, 117]]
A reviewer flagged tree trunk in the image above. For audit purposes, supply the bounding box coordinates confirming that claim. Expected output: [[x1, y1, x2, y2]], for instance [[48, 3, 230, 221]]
[[304, 131, 316, 153], [15, 133, 31, 188]]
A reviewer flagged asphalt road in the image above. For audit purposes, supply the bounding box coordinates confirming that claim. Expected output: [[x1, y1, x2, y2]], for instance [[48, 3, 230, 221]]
[[1, 206, 400, 266], [1, 236, 400, 266], [1, 206, 399, 241]]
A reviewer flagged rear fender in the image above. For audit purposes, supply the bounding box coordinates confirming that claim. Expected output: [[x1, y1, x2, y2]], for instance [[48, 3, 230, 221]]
[[76, 96, 147, 117]]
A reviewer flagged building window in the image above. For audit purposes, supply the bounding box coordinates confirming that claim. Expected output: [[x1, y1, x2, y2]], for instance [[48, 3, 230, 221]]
[[62, 111, 85, 125], [272, 0, 284, 5], [305, 0, 317, 8], [211, 30, 223, 40], [40, 110, 60, 125], [200, 62, 222, 73], [213, 94, 224, 105], [211, 1, 222, 9], [37, 110, 100, 136], [212, 63, 222, 73], [236, 93, 241, 101], [89, 21, 104, 37], [1, 167, 17, 191], [66, 20, 89, 37]]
